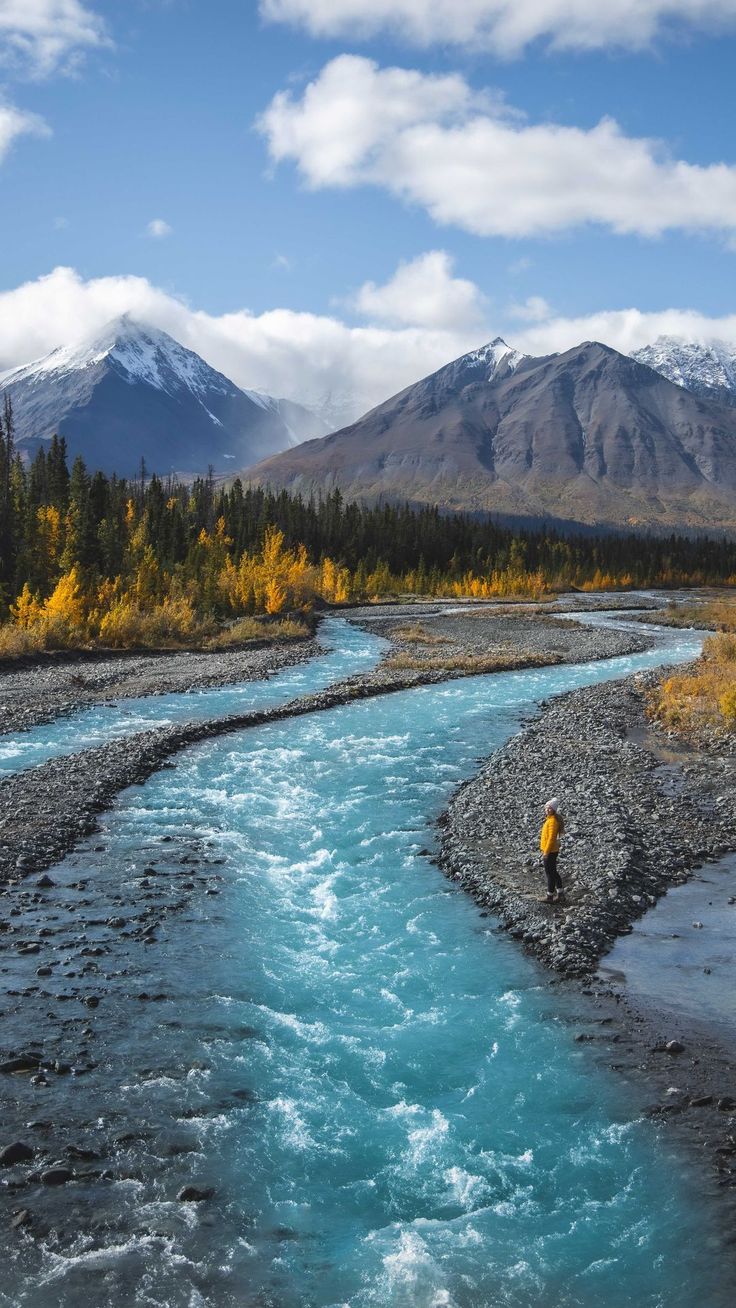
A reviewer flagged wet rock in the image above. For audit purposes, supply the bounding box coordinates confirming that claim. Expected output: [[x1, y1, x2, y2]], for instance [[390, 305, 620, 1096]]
[[10, 1209, 32, 1230], [37, 875, 55, 889], [689, 1095, 714, 1108], [0, 1142, 34, 1166], [177, 1185, 214, 1202], [40, 1167, 74, 1186], [0, 1055, 41, 1075]]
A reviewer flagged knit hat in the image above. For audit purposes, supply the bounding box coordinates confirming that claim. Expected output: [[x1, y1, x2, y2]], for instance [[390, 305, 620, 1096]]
[[546, 797, 560, 812]]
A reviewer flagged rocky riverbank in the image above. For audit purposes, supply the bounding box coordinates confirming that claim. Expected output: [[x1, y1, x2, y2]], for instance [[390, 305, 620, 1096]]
[[439, 669, 736, 976], [0, 616, 648, 888], [0, 630, 319, 735]]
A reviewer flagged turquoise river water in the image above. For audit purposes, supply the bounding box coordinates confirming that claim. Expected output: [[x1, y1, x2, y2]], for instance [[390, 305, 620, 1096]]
[[1, 615, 729, 1308]]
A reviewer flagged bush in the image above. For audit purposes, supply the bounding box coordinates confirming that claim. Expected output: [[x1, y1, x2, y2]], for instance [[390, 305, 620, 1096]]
[[0, 624, 46, 659], [97, 597, 207, 648]]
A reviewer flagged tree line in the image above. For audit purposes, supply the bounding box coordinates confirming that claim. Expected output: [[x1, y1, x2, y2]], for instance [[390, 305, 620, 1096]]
[[1, 402, 736, 651]]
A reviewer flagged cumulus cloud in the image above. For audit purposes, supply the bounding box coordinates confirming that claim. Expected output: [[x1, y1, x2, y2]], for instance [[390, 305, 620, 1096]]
[[0, 102, 49, 162], [3, 267, 736, 423], [258, 55, 736, 241], [350, 251, 487, 331], [260, 0, 736, 55], [146, 218, 172, 239], [0, 0, 108, 77]]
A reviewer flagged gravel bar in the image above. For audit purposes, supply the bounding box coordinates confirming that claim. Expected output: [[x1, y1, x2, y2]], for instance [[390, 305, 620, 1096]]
[[439, 669, 736, 976], [0, 633, 319, 736]]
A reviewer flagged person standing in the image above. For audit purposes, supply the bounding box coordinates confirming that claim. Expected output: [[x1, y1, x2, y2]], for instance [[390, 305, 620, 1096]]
[[540, 798, 564, 904]]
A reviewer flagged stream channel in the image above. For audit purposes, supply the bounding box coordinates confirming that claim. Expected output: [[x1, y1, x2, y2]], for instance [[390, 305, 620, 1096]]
[[1, 612, 730, 1308]]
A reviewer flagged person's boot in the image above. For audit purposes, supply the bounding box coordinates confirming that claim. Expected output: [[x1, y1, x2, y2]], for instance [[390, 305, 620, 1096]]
[[545, 892, 554, 904]]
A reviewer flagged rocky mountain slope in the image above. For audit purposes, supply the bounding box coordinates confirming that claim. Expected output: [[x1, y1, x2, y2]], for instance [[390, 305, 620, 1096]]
[[247, 338, 736, 531], [0, 317, 328, 476]]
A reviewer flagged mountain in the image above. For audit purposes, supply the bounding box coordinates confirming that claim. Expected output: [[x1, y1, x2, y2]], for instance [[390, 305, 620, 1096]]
[[632, 337, 736, 409], [247, 337, 736, 532], [0, 317, 328, 476]]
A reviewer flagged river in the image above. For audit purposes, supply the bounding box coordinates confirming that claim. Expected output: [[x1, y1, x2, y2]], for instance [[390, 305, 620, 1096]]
[[2, 614, 729, 1308]]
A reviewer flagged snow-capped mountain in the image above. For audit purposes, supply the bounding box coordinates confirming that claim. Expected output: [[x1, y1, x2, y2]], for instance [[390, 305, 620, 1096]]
[[632, 337, 736, 408], [0, 316, 329, 476]]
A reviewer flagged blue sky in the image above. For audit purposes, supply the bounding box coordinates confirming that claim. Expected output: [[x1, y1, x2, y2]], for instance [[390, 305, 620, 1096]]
[[1, 0, 735, 413]]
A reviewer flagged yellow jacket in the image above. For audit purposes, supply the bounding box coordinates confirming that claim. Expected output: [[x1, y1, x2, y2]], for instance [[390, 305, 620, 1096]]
[[540, 813, 562, 855]]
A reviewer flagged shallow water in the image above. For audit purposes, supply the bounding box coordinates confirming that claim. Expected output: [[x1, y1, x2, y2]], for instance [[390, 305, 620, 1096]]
[[3, 622, 728, 1308], [603, 853, 736, 1038], [0, 618, 385, 776]]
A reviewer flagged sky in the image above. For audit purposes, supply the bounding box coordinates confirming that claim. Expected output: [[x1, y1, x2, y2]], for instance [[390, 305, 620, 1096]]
[[0, 0, 735, 416]]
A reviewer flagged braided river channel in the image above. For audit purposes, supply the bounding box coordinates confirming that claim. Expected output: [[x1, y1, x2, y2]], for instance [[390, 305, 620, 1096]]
[[2, 614, 730, 1308]]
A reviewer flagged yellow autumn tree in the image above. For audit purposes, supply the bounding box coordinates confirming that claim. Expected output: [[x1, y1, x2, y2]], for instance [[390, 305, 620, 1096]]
[[11, 583, 43, 629]]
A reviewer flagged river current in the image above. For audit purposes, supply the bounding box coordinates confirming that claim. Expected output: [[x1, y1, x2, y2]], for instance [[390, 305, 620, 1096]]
[[2, 616, 728, 1307]]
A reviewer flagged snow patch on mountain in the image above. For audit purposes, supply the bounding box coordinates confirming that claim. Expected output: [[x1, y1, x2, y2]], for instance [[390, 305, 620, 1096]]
[[633, 336, 736, 407], [462, 337, 527, 379]]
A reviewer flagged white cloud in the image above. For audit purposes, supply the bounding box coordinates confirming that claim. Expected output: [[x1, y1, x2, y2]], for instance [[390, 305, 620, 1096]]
[[0, 0, 108, 77], [508, 295, 552, 322], [258, 55, 736, 241], [512, 305, 736, 357], [0, 265, 486, 418], [0, 102, 49, 162], [350, 251, 487, 331], [3, 267, 736, 426], [146, 218, 172, 239], [261, 0, 736, 55]]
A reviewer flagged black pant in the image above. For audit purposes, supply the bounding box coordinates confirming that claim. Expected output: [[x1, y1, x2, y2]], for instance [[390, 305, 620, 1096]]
[[543, 853, 562, 894]]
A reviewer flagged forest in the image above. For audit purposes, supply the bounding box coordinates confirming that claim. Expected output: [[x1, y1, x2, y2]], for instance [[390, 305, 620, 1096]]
[[2, 400, 736, 654]]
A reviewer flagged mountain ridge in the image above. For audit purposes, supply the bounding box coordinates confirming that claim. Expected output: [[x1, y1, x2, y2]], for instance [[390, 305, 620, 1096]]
[[246, 337, 736, 532]]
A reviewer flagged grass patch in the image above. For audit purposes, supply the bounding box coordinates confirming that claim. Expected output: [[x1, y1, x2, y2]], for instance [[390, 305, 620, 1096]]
[[642, 595, 736, 631], [392, 624, 451, 645], [383, 650, 559, 674], [204, 616, 311, 649]]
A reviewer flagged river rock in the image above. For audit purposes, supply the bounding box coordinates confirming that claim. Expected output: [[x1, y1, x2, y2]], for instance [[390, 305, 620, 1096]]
[[177, 1185, 214, 1202], [41, 1167, 74, 1186], [0, 1142, 34, 1166]]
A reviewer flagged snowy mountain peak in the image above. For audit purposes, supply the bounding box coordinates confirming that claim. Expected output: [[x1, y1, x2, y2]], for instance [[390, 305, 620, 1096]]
[[632, 336, 736, 407], [0, 316, 236, 404], [463, 337, 527, 379], [0, 319, 329, 476]]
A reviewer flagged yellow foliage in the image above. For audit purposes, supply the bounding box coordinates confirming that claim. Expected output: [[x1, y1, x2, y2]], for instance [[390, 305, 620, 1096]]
[[43, 568, 87, 627], [650, 624, 736, 734], [11, 583, 43, 629], [264, 576, 288, 615], [98, 596, 202, 647]]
